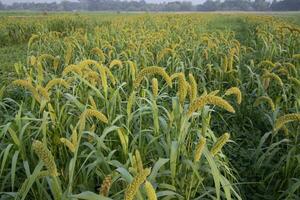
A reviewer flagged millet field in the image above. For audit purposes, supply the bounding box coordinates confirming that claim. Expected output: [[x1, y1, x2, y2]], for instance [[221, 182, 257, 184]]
[[0, 12, 300, 200]]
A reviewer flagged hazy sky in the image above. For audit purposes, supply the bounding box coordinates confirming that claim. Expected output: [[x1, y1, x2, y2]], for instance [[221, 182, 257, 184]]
[[2, 0, 208, 5], [1, 0, 274, 5]]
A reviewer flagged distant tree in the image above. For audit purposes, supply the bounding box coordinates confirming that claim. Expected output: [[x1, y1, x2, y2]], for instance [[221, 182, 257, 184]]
[[47, 3, 59, 11], [271, 0, 300, 11], [179, 2, 193, 11], [162, 1, 193, 11], [197, 0, 221, 11], [9, 3, 24, 10], [163, 2, 182, 12], [0, 1, 5, 10], [1, 0, 299, 12], [221, 0, 253, 11], [60, 0, 79, 11], [79, 0, 98, 11], [253, 0, 270, 11]]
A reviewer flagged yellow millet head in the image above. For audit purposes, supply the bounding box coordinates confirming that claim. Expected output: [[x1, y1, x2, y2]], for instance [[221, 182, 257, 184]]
[[135, 149, 143, 173], [210, 133, 230, 156], [171, 72, 187, 105], [82, 109, 109, 124], [60, 138, 75, 153], [225, 87, 242, 104], [262, 71, 283, 87], [32, 140, 58, 176], [124, 168, 151, 200], [254, 96, 275, 112], [194, 137, 206, 162], [259, 60, 275, 69], [99, 175, 112, 197], [91, 47, 105, 62], [292, 54, 300, 60], [144, 181, 157, 200], [109, 59, 123, 69], [62, 64, 82, 76], [188, 73, 198, 102], [45, 78, 69, 91], [274, 113, 300, 132], [134, 66, 172, 89], [36, 85, 50, 102], [152, 78, 158, 99], [187, 95, 235, 117]]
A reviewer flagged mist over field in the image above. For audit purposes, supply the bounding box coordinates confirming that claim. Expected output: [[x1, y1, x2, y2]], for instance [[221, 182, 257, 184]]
[[1, 0, 273, 5], [2, 0, 202, 5], [1, 0, 293, 12]]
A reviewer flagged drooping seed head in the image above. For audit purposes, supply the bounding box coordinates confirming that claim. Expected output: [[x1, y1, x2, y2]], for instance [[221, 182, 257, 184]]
[[91, 47, 105, 62], [32, 140, 58, 176], [225, 87, 242, 104], [109, 59, 123, 69], [262, 71, 283, 87], [188, 73, 198, 102], [188, 95, 235, 117], [254, 96, 275, 112], [152, 78, 158, 98], [194, 137, 206, 162], [81, 109, 109, 124], [274, 113, 300, 132], [134, 66, 172, 88], [144, 181, 157, 200], [99, 175, 112, 197], [45, 78, 69, 91], [210, 133, 230, 156], [171, 72, 187, 105], [60, 138, 75, 153], [124, 168, 151, 200]]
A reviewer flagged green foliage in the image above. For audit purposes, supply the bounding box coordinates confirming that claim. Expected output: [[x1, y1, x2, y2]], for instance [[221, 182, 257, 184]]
[[0, 12, 300, 200]]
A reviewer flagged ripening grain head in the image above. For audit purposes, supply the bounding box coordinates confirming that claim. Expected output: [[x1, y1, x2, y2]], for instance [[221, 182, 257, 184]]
[[60, 138, 75, 153], [210, 132, 230, 156], [262, 71, 283, 87], [152, 78, 158, 98], [124, 168, 151, 200], [254, 96, 275, 112], [187, 95, 235, 117], [144, 181, 157, 200], [259, 60, 275, 69], [109, 59, 123, 69], [134, 66, 172, 88], [45, 78, 69, 91], [13, 79, 41, 102], [62, 64, 82, 76], [274, 113, 300, 132], [91, 47, 105, 62], [99, 175, 112, 197], [188, 73, 198, 102], [194, 137, 206, 162], [171, 72, 187, 105], [81, 109, 109, 124], [32, 140, 58, 176], [225, 87, 242, 104], [292, 54, 300, 60], [28, 34, 39, 48]]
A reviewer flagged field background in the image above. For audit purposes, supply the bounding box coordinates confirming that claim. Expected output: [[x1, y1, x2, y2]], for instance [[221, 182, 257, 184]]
[[1, 12, 299, 85], [0, 11, 300, 200]]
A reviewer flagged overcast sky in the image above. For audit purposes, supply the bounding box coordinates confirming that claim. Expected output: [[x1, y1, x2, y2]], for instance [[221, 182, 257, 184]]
[[2, 0, 209, 5]]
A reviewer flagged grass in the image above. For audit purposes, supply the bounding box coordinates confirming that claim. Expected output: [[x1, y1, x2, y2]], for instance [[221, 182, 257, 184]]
[[0, 44, 27, 85]]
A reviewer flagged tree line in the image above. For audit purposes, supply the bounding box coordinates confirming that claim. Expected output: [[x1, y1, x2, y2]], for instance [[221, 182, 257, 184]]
[[0, 0, 299, 12]]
